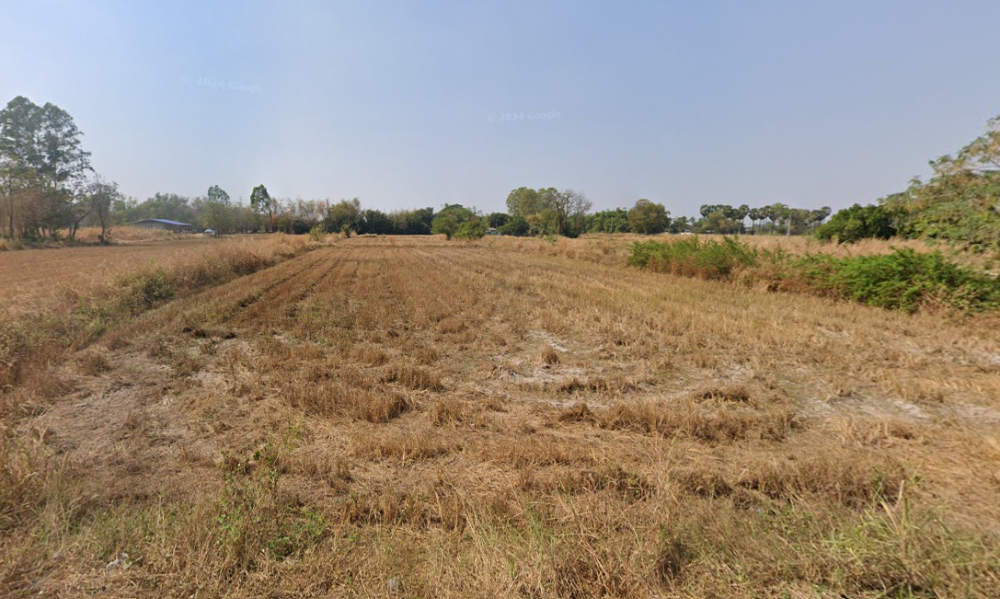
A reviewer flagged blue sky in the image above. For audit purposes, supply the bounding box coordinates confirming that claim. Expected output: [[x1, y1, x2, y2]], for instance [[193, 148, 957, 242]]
[[2, 0, 999, 216]]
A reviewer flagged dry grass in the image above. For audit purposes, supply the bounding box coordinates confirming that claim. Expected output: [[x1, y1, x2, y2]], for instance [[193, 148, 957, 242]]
[[2, 234, 999, 598], [383, 364, 444, 391], [0, 234, 315, 395], [588, 400, 800, 442], [539, 345, 560, 365]]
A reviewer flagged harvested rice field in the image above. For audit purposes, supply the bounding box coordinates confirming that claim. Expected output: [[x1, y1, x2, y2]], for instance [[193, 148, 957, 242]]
[[2, 235, 999, 598]]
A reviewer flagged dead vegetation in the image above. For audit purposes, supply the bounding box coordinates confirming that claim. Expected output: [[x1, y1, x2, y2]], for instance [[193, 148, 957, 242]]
[[2, 234, 1000, 597]]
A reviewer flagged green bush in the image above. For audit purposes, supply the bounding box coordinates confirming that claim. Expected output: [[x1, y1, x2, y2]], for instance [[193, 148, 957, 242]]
[[498, 216, 530, 237], [629, 236, 758, 280], [122, 268, 175, 312], [454, 219, 488, 240], [631, 237, 1000, 313], [309, 226, 326, 242], [816, 204, 898, 243], [799, 249, 1000, 313]]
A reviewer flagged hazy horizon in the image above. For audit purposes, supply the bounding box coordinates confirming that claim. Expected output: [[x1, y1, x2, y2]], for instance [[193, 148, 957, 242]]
[[3, 0, 999, 215]]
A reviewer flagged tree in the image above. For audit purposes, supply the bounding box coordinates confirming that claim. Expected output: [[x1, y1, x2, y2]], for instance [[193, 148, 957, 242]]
[[586, 209, 630, 235], [766, 203, 791, 236], [455, 219, 488, 240], [748, 207, 762, 234], [734, 204, 750, 232], [432, 213, 458, 240], [535, 188, 590, 237], [758, 205, 774, 234], [697, 204, 748, 233], [498, 216, 530, 236], [698, 209, 741, 234], [196, 188, 235, 234], [697, 204, 745, 234], [505, 187, 545, 219], [207, 185, 230, 206], [66, 187, 94, 240], [250, 184, 274, 231], [558, 189, 592, 237], [628, 199, 669, 234], [486, 212, 511, 228], [503, 187, 593, 237], [358, 208, 392, 235], [130, 193, 196, 224], [668, 215, 692, 234], [816, 204, 897, 243], [0, 96, 92, 240], [700, 204, 726, 219], [935, 114, 1000, 176], [87, 177, 121, 243], [879, 114, 1000, 250], [432, 204, 477, 240], [809, 207, 832, 231], [390, 207, 434, 234], [325, 198, 361, 233], [0, 158, 41, 239]]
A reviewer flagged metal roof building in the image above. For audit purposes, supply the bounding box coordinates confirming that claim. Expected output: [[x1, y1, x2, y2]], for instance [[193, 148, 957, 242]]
[[132, 219, 194, 232]]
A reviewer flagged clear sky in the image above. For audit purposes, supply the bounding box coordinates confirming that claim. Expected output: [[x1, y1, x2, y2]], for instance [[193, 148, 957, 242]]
[[3, 0, 999, 216]]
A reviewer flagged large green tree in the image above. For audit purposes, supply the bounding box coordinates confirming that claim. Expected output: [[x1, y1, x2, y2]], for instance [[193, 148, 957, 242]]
[[498, 215, 530, 236], [0, 96, 92, 240], [325, 198, 361, 233], [587, 208, 630, 234], [506, 187, 592, 237], [628, 199, 670, 234], [207, 185, 230, 205], [250, 184, 274, 231], [816, 204, 897, 243], [486, 212, 511, 228], [505, 187, 545, 219], [432, 204, 477, 240]]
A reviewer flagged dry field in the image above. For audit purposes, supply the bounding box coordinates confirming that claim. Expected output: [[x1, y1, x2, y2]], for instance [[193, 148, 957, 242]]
[[0, 237, 218, 303], [2, 234, 1000, 598]]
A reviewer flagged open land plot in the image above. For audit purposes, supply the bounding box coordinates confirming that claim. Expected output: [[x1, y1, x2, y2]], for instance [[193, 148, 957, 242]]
[[2, 235, 999, 598], [0, 237, 221, 303]]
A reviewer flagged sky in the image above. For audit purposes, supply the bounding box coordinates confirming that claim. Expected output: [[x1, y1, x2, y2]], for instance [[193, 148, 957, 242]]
[[2, 0, 1000, 216]]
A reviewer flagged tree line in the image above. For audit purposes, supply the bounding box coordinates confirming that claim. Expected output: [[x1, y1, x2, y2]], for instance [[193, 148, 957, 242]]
[[109, 192, 443, 237], [0, 95, 834, 244], [494, 188, 829, 238], [0, 96, 122, 243]]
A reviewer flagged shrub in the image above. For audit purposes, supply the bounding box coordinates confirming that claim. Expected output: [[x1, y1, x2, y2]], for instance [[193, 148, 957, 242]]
[[309, 226, 326, 242], [454, 219, 488, 240], [120, 267, 176, 312], [432, 214, 458, 240], [629, 236, 759, 280], [631, 237, 1000, 313], [803, 249, 1000, 313]]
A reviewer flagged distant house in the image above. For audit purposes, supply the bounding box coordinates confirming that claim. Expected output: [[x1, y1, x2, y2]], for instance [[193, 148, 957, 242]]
[[132, 219, 193, 232]]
